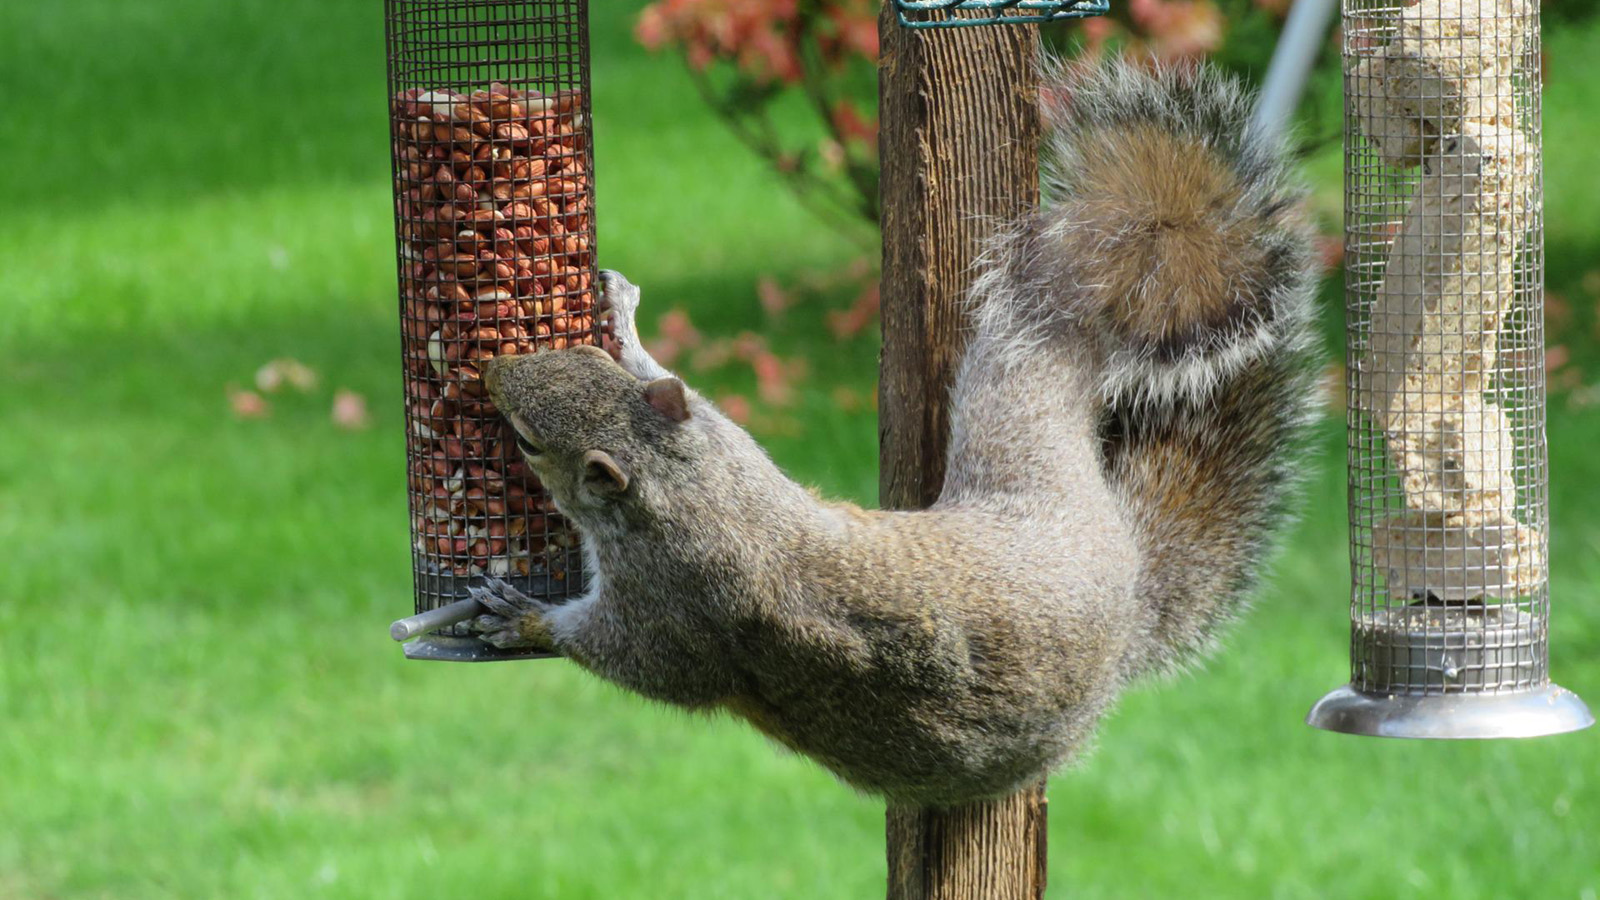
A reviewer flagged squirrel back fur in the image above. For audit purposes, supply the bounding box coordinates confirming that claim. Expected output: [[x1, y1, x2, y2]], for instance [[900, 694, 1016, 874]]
[[476, 58, 1321, 806], [957, 60, 1320, 679]]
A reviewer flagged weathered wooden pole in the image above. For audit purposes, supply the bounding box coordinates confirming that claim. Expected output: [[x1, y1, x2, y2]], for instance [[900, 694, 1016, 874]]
[[877, 4, 1046, 898]]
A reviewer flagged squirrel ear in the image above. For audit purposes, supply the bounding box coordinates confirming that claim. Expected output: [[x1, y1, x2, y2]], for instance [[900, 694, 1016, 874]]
[[643, 377, 691, 423], [582, 449, 630, 493]]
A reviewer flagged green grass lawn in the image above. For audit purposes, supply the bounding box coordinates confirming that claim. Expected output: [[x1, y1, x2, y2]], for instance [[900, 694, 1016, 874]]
[[2, 3, 1597, 898]]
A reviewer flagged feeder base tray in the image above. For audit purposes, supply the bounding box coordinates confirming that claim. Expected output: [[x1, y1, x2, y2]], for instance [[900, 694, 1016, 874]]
[[1306, 683, 1592, 739], [402, 635, 557, 663]]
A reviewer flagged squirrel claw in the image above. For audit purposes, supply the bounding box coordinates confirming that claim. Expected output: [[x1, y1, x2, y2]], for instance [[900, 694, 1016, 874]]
[[471, 614, 528, 649], [598, 270, 642, 327], [467, 579, 555, 650], [596, 270, 670, 380]]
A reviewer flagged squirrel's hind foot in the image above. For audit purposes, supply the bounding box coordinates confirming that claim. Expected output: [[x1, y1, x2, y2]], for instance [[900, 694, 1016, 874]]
[[467, 578, 556, 650]]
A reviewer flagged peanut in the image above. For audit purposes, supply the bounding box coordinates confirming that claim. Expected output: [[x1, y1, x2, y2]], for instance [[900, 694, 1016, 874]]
[[392, 82, 598, 583]]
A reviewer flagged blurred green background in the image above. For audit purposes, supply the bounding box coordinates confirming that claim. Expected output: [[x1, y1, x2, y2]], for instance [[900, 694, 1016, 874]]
[[2, 2, 1597, 898]]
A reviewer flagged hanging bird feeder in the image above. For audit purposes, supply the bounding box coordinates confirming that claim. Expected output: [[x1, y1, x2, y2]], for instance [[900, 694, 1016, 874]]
[[1308, 0, 1592, 737], [383, 0, 600, 661]]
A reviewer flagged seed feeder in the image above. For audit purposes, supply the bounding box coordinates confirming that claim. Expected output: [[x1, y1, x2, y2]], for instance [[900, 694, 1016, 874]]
[[1308, 0, 1592, 737], [383, 0, 599, 661], [893, 0, 1109, 29]]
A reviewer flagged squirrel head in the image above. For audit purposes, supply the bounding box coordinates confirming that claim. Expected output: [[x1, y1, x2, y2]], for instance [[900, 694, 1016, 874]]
[[483, 346, 693, 523]]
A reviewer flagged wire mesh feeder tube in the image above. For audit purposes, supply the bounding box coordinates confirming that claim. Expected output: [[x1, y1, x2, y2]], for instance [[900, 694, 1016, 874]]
[[1307, 0, 1591, 736], [384, 0, 599, 661]]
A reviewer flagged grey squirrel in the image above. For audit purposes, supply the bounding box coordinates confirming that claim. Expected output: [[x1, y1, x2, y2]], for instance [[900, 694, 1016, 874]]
[[468, 59, 1320, 806]]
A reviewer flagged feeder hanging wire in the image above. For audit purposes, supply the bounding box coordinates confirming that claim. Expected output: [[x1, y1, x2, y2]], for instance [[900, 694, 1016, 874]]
[[893, 0, 1109, 28]]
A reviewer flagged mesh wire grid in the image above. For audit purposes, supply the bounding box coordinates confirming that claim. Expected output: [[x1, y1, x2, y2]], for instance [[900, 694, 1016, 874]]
[[893, 0, 1109, 28], [1343, 0, 1545, 694], [385, 0, 598, 652]]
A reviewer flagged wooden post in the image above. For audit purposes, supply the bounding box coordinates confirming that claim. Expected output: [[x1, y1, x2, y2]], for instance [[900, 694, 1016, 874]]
[[877, 5, 1046, 899]]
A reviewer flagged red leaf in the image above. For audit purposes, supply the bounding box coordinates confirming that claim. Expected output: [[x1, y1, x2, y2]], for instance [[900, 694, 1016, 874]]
[[1546, 344, 1570, 373], [826, 281, 880, 339], [657, 308, 702, 348], [1316, 233, 1345, 273], [757, 276, 792, 316], [718, 393, 753, 425]]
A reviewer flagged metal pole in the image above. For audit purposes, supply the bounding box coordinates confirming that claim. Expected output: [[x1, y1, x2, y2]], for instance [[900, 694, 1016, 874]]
[[1249, 0, 1338, 146]]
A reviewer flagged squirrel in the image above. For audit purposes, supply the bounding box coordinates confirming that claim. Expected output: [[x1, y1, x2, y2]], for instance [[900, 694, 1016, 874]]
[[467, 59, 1321, 807]]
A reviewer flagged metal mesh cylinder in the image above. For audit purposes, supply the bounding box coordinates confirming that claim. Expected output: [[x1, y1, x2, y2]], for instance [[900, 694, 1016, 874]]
[[384, 0, 597, 660], [1311, 0, 1590, 736]]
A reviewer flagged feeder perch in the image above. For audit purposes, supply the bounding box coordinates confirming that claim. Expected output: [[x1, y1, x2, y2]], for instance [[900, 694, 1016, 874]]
[[383, 0, 599, 661], [1308, 0, 1592, 737], [893, 0, 1108, 29]]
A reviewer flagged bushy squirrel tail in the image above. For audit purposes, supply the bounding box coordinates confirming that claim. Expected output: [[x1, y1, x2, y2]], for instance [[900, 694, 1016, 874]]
[[969, 59, 1322, 678]]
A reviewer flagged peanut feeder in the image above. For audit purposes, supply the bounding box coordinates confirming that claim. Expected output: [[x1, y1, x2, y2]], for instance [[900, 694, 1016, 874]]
[[384, 0, 599, 661]]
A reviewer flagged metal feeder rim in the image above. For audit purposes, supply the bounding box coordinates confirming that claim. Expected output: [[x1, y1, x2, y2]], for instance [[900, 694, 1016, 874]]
[[1306, 683, 1593, 739], [1353, 605, 1541, 693], [894, 0, 1109, 28], [402, 635, 557, 663]]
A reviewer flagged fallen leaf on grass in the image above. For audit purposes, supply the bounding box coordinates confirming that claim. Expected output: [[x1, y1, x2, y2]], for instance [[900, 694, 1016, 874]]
[[331, 389, 373, 430], [227, 384, 271, 419], [255, 358, 319, 394]]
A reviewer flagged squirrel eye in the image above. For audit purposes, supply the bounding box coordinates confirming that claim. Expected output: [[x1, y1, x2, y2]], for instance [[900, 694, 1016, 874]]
[[514, 432, 543, 457]]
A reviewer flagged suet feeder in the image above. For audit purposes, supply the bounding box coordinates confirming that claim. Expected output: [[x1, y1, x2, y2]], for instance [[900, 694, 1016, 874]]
[[892, 0, 1109, 29], [383, 0, 599, 661], [1308, 0, 1592, 737]]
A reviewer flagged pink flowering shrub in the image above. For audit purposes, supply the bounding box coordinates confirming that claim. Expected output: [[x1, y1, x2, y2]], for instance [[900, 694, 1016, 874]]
[[637, 0, 882, 232], [634, 1, 1343, 422], [634, 0, 1320, 232]]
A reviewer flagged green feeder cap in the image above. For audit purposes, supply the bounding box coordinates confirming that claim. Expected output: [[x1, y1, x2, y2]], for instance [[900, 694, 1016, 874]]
[[894, 0, 1110, 28]]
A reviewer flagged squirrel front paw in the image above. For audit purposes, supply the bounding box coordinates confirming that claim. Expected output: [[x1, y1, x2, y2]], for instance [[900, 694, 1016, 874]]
[[598, 270, 670, 380], [467, 578, 555, 650], [598, 269, 642, 330]]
